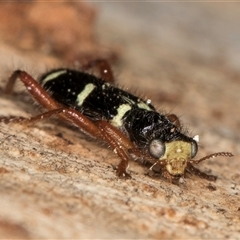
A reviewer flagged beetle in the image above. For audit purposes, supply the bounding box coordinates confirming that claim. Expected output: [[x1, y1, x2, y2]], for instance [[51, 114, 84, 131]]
[[2, 59, 233, 183]]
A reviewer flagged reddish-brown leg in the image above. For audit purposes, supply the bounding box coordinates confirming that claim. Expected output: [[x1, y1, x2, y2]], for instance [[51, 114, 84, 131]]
[[1, 108, 140, 178], [186, 162, 217, 181], [166, 114, 181, 130], [95, 120, 136, 178], [81, 59, 115, 83], [128, 148, 160, 165], [5, 70, 60, 110], [1, 108, 142, 178], [4, 71, 103, 137]]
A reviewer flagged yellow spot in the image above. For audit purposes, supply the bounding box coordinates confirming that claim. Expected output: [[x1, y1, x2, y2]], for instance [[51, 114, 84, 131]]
[[121, 95, 135, 105], [76, 83, 96, 106], [110, 104, 131, 127], [42, 70, 67, 84], [137, 101, 152, 110]]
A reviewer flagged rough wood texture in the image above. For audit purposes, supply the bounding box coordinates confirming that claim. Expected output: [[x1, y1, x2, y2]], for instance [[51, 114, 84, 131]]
[[0, 2, 239, 239]]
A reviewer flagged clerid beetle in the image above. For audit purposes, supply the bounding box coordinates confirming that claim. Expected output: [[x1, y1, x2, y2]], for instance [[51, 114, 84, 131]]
[[2, 59, 233, 183]]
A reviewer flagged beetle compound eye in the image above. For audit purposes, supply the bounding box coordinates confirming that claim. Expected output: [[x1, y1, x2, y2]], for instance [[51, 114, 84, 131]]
[[149, 139, 165, 158], [191, 140, 198, 158]]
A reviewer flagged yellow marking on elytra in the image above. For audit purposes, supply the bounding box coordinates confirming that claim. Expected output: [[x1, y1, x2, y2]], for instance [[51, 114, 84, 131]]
[[137, 101, 152, 111], [76, 83, 96, 106], [41, 70, 67, 84], [102, 83, 110, 90], [110, 104, 131, 127], [122, 95, 152, 111], [121, 95, 135, 105]]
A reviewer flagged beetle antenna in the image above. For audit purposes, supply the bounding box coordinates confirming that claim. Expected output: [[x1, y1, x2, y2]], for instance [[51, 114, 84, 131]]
[[190, 152, 234, 164]]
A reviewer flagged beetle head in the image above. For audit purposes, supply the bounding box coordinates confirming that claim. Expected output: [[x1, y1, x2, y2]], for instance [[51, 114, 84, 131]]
[[149, 139, 198, 178]]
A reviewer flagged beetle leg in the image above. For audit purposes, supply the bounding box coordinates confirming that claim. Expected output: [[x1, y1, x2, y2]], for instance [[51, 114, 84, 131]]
[[186, 162, 217, 181], [4, 71, 102, 135], [5, 70, 60, 110], [166, 114, 181, 130], [95, 120, 136, 178], [128, 148, 158, 165], [1, 106, 135, 178], [81, 59, 115, 83]]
